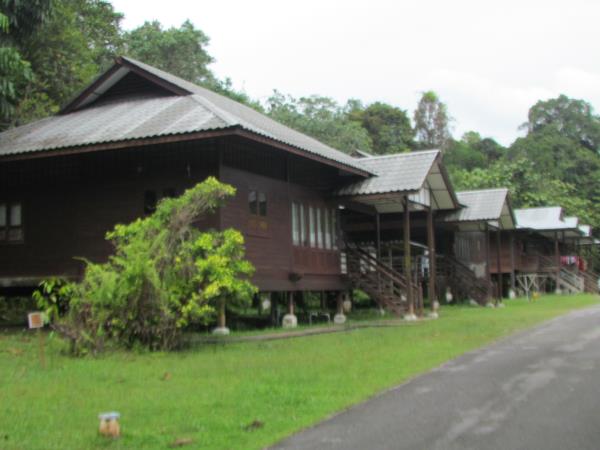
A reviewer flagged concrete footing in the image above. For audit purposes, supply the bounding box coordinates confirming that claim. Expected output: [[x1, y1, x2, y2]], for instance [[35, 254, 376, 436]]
[[282, 314, 298, 328], [428, 312, 439, 319], [403, 313, 418, 321], [333, 313, 347, 324], [212, 326, 230, 336]]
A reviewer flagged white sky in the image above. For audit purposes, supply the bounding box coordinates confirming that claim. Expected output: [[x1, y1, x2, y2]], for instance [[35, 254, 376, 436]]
[[111, 0, 600, 146]]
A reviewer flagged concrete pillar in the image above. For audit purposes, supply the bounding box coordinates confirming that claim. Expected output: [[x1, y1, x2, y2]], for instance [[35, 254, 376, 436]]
[[282, 292, 298, 328], [334, 292, 347, 324], [212, 298, 230, 335]]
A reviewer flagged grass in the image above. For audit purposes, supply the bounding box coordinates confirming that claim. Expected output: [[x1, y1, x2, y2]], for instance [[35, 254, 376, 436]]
[[1, 294, 598, 450]]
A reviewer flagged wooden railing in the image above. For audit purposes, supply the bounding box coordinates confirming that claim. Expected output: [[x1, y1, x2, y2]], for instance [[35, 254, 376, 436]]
[[537, 254, 600, 294], [344, 244, 420, 316], [436, 255, 491, 305]]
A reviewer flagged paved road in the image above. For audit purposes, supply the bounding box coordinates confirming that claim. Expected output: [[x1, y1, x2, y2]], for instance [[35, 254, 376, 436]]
[[272, 305, 600, 450]]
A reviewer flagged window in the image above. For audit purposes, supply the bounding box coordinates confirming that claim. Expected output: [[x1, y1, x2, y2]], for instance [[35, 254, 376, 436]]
[[309, 206, 316, 247], [292, 202, 299, 245], [331, 208, 338, 249], [294, 203, 338, 251], [0, 203, 23, 243], [144, 188, 176, 215], [249, 190, 267, 217], [258, 192, 267, 216], [299, 204, 306, 246], [316, 208, 323, 248], [144, 191, 157, 215], [324, 208, 331, 249]]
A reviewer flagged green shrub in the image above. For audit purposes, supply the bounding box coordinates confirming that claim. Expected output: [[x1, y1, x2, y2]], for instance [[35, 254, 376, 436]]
[[32, 277, 73, 322], [48, 177, 257, 354]]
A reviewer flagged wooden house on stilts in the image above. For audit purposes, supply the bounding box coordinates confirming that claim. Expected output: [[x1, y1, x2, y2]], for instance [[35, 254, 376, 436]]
[[0, 57, 598, 329]]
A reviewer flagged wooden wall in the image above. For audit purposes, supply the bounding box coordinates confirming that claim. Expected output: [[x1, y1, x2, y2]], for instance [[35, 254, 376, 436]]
[[0, 135, 348, 293], [0, 140, 219, 284]]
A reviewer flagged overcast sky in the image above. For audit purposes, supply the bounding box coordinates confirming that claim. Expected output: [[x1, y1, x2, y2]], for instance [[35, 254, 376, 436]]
[[111, 0, 600, 146]]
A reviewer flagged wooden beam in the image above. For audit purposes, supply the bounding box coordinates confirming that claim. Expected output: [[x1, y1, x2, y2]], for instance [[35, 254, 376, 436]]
[[427, 207, 437, 312], [496, 229, 502, 303], [376, 213, 381, 259], [555, 231, 560, 291], [404, 197, 414, 316], [510, 232, 516, 292], [485, 223, 492, 301]]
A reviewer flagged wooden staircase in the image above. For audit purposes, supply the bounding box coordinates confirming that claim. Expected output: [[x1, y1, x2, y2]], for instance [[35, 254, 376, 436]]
[[344, 244, 420, 316], [536, 255, 598, 294], [437, 255, 491, 305]]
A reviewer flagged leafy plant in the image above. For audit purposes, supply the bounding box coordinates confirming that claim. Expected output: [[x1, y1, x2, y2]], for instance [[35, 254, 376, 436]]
[[32, 277, 73, 323], [49, 177, 257, 354]]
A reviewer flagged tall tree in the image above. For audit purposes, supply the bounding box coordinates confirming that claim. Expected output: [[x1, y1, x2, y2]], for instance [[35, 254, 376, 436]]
[[413, 90, 451, 150], [266, 91, 372, 153], [348, 101, 415, 154], [523, 95, 600, 153], [0, 0, 52, 127], [124, 20, 215, 85], [13, 0, 123, 125]]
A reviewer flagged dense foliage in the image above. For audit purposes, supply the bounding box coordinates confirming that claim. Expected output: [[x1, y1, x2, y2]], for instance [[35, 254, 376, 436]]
[[2, 2, 599, 239], [36, 178, 256, 354]]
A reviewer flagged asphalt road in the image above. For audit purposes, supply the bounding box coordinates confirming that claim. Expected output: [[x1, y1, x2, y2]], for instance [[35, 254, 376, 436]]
[[271, 304, 600, 450]]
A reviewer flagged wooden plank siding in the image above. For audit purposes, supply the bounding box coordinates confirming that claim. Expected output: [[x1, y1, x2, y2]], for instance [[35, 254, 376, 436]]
[[0, 136, 347, 292]]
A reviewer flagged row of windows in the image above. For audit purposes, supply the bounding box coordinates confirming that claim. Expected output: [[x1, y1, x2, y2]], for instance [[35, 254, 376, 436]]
[[291, 202, 338, 250], [0, 203, 23, 243]]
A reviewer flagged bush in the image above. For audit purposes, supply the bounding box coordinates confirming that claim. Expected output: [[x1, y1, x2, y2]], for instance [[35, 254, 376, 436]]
[[47, 177, 257, 354]]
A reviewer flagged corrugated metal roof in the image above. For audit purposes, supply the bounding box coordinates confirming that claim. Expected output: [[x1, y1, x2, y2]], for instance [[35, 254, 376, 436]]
[[335, 150, 440, 196], [444, 189, 509, 222], [0, 57, 370, 175], [514, 207, 568, 230], [579, 224, 592, 237]]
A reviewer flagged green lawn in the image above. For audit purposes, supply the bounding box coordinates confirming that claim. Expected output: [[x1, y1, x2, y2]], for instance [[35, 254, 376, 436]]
[[1, 294, 598, 450]]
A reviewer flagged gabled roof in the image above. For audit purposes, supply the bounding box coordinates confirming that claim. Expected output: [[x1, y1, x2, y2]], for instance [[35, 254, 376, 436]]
[[333, 150, 459, 211], [0, 57, 371, 176], [514, 207, 568, 231], [443, 188, 515, 229]]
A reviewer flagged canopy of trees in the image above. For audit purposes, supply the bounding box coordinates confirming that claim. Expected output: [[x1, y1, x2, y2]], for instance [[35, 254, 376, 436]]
[[2, 0, 599, 240]]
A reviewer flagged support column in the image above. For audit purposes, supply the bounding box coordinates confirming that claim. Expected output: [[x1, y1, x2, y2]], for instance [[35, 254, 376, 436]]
[[212, 298, 230, 335], [555, 232, 561, 294], [496, 229, 503, 305], [485, 223, 492, 304], [375, 213, 381, 259], [404, 197, 416, 320], [334, 291, 347, 324], [509, 233, 516, 298], [427, 207, 439, 318], [282, 291, 298, 328]]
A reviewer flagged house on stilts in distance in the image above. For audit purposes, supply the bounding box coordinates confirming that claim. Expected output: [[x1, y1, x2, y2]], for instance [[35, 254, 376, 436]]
[[0, 57, 598, 328]]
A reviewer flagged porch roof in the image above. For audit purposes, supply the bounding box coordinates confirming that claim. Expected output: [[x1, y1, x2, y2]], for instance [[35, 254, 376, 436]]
[[333, 150, 459, 212], [442, 188, 515, 230]]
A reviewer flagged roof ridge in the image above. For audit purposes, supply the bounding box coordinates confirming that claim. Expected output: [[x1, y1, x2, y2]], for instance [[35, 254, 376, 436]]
[[361, 149, 439, 161], [457, 188, 508, 194]]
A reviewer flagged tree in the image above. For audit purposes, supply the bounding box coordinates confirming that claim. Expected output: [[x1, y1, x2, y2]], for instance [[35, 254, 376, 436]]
[[0, 0, 52, 127], [523, 95, 600, 153], [12, 0, 123, 125], [444, 131, 505, 171], [266, 91, 372, 153], [39, 177, 257, 354], [413, 90, 451, 150], [508, 127, 600, 209], [348, 101, 415, 154], [124, 20, 215, 85]]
